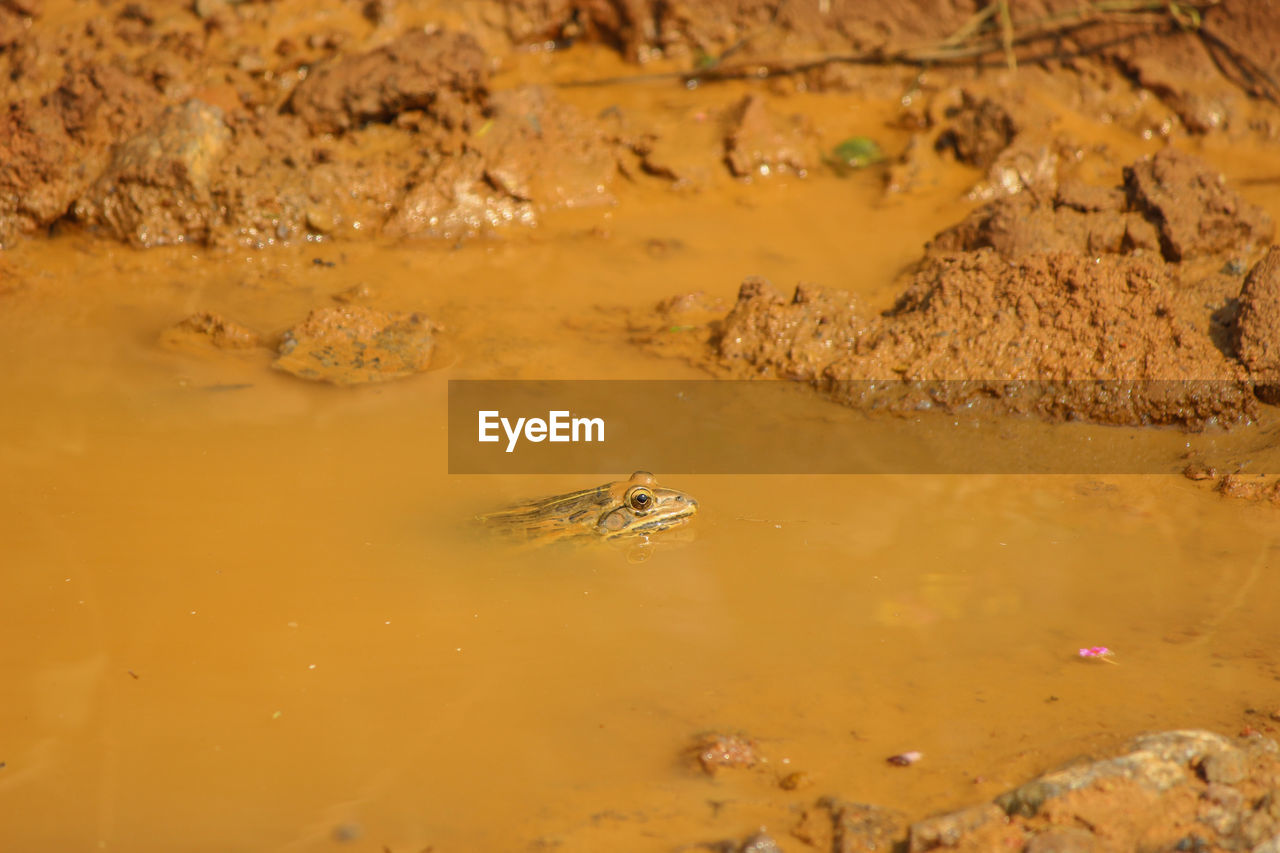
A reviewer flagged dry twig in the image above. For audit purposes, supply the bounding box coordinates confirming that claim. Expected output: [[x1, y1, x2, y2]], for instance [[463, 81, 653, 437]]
[[556, 0, 1274, 105]]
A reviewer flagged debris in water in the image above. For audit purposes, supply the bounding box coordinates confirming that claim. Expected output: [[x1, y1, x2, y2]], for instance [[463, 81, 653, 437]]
[[886, 751, 922, 767], [1078, 646, 1118, 664], [691, 732, 763, 775]]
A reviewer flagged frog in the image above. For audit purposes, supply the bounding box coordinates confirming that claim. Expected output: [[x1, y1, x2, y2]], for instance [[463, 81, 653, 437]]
[[477, 471, 698, 549]]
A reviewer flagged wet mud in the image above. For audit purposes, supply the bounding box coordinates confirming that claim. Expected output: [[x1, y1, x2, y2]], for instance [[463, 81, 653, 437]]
[[6, 1, 1280, 851]]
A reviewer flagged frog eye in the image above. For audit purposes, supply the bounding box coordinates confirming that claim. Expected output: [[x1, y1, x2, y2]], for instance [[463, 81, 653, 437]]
[[626, 486, 655, 512]]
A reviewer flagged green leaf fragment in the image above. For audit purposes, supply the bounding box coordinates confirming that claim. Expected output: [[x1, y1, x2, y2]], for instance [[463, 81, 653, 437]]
[[830, 136, 885, 170]]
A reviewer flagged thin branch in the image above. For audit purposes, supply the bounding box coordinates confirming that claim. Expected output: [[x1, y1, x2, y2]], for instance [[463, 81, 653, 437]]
[[556, 0, 1229, 94]]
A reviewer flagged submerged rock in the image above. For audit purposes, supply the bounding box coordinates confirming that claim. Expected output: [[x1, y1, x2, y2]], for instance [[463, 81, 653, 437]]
[[160, 312, 263, 352], [0, 66, 160, 247], [689, 732, 764, 776], [273, 306, 437, 385]]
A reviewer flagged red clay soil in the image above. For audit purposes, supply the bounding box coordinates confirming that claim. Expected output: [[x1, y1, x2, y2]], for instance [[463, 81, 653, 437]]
[[681, 145, 1274, 428], [5, 0, 1280, 250]]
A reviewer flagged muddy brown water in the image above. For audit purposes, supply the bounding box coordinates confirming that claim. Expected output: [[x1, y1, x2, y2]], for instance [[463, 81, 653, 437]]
[[4, 85, 1280, 851]]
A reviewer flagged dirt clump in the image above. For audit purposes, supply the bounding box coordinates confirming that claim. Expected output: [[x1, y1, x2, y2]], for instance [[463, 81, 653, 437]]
[[1124, 147, 1275, 262], [73, 100, 231, 248], [273, 306, 437, 385], [0, 66, 161, 247], [384, 85, 617, 238], [1118, 54, 1239, 134], [708, 250, 1255, 428], [931, 148, 1273, 264], [934, 91, 1020, 171], [285, 29, 488, 136], [160, 312, 264, 352], [1234, 245, 1280, 403], [1215, 474, 1280, 506], [717, 277, 862, 381], [723, 94, 814, 178]]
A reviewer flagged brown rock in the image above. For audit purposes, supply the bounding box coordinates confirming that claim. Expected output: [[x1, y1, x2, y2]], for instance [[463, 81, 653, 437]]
[[0, 66, 160, 246], [287, 30, 488, 135], [74, 100, 231, 248], [1199, 747, 1249, 785], [1123, 54, 1236, 134], [998, 730, 1246, 817], [966, 137, 1061, 201], [385, 87, 615, 239], [935, 92, 1019, 170], [724, 94, 812, 178], [908, 803, 1005, 852], [274, 306, 437, 385], [1182, 461, 1218, 481], [1216, 474, 1280, 504], [938, 149, 1272, 269], [931, 194, 1096, 259], [1056, 181, 1125, 213], [1123, 148, 1274, 262], [790, 797, 904, 853], [1234, 245, 1280, 402]]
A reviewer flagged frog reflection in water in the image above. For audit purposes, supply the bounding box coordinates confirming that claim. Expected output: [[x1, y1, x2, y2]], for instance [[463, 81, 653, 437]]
[[478, 471, 698, 557]]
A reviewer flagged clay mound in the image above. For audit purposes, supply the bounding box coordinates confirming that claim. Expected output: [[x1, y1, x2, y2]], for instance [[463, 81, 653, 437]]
[[1235, 245, 1280, 403], [715, 251, 1255, 428], [830, 251, 1254, 426], [716, 277, 862, 380]]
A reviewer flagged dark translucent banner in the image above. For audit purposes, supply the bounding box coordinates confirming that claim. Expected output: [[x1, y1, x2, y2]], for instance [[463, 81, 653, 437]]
[[447, 380, 1279, 474]]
